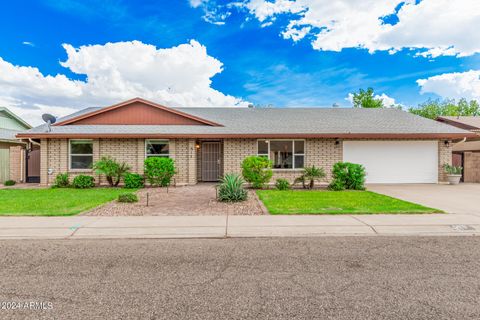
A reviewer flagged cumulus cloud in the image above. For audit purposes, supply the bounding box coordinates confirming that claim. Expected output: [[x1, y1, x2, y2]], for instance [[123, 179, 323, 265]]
[[0, 40, 247, 125], [206, 0, 480, 58], [417, 70, 480, 101]]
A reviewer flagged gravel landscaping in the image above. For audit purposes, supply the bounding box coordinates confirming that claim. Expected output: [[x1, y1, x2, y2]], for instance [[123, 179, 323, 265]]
[[85, 183, 266, 216]]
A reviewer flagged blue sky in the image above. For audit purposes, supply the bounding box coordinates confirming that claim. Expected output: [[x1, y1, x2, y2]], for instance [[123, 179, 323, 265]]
[[0, 0, 479, 124]]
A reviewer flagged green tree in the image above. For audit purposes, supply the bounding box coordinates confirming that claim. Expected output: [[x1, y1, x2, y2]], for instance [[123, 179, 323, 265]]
[[352, 88, 384, 108], [409, 98, 480, 119]]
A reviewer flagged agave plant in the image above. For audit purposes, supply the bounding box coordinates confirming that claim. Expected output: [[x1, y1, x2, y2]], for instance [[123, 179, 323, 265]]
[[218, 173, 248, 202], [294, 165, 326, 189]]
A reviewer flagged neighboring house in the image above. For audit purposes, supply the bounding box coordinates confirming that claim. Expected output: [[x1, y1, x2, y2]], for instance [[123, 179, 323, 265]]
[[16, 98, 474, 186], [436, 116, 480, 183], [0, 107, 33, 183]]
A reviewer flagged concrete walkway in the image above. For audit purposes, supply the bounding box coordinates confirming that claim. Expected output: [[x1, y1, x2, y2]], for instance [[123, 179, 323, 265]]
[[2, 214, 480, 239]]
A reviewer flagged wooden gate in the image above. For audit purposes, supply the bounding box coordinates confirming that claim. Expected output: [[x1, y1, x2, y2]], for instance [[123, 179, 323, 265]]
[[27, 145, 40, 183], [201, 142, 222, 182]]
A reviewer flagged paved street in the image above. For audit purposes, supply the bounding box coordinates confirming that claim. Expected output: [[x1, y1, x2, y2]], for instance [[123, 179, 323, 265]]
[[1, 237, 480, 319]]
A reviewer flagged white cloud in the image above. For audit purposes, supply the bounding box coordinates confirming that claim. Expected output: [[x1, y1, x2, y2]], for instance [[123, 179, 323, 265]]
[[225, 0, 480, 58], [22, 41, 35, 47], [0, 40, 247, 126], [417, 70, 480, 100]]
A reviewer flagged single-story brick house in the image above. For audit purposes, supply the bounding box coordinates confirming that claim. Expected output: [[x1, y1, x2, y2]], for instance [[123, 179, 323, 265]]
[[436, 116, 480, 183], [16, 98, 474, 186]]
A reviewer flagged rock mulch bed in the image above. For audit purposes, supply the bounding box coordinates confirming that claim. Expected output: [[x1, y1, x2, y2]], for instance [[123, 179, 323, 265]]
[[84, 183, 266, 216]]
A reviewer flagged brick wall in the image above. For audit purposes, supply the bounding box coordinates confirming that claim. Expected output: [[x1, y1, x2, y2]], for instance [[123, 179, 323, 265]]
[[222, 138, 342, 184], [464, 152, 480, 183], [40, 137, 450, 185], [9, 146, 24, 182], [438, 140, 452, 183], [40, 138, 197, 186]]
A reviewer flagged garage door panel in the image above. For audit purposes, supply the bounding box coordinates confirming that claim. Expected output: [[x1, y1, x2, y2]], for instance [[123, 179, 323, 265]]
[[343, 141, 438, 184]]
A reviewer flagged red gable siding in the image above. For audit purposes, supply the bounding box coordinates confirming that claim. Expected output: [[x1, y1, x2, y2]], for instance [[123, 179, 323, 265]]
[[68, 101, 208, 126]]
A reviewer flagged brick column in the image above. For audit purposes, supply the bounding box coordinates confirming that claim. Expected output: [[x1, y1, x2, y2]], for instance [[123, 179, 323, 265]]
[[40, 139, 48, 186], [438, 140, 452, 183]]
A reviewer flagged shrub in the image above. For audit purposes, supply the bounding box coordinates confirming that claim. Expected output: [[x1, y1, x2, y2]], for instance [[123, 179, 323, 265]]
[[93, 156, 131, 187], [124, 173, 144, 189], [218, 173, 248, 202], [53, 173, 69, 188], [294, 165, 326, 189], [72, 175, 95, 189], [241, 156, 273, 189], [118, 193, 138, 203], [328, 162, 366, 191], [443, 164, 463, 175], [144, 157, 176, 187], [275, 178, 291, 191], [4, 180, 15, 186]]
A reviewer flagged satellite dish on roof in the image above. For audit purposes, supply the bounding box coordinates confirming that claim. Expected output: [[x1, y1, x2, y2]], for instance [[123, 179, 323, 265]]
[[42, 113, 56, 132], [42, 114, 56, 124]]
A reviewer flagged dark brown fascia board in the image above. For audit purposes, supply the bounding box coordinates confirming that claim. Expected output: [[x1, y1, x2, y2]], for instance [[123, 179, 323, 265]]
[[15, 132, 477, 139], [53, 97, 223, 127], [436, 117, 480, 131]]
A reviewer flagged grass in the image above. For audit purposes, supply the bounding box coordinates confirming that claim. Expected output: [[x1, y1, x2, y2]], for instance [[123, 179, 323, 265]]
[[0, 188, 136, 216], [256, 190, 442, 215]]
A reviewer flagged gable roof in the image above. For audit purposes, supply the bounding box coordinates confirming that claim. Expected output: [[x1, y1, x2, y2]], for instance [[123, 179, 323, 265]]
[[54, 97, 222, 127], [436, 116, 480, 131], [17, 99, 474, 139], [0, 107, 31, 130]]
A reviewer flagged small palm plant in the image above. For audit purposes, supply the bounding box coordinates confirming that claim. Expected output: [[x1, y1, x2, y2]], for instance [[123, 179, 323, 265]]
[[93, 156, 131, 187], [295, 165, 326, 189], [218, 173, 248, 202]]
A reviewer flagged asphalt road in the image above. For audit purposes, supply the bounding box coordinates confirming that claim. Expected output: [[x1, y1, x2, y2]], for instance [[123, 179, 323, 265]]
[[1, 237, 480, 320]]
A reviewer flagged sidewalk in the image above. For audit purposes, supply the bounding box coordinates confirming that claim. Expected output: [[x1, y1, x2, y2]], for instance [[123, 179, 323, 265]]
[[1, 214, 480, 239]]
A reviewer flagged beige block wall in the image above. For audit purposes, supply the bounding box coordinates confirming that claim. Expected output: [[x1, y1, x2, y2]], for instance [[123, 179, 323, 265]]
[[40, 138, 197, 186], [223, 138, 342, 184], [438, 140, 452, 183], [40, 137, 451, 185], [9, 146, 24, 182]]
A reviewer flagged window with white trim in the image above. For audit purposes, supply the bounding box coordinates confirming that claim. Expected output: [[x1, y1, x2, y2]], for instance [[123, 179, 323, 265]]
[[146, 140, 169, 157], [257, 140, 305, 169], [69, 140, 93, 170]]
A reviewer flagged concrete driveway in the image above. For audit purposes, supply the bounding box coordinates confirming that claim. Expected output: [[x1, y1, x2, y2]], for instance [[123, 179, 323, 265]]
[[368, 183, 480, 215]]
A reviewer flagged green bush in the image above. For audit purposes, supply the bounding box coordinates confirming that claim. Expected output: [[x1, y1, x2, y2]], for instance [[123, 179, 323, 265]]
[[328, 162, 366, 191], [53, 173, 69, 188], [124, 173, 144, 189], [294, 165, 326, 189], [72, 175, 95, 189], [443, 164, 463, 175], [241, 156, 273, 189], [93, 156, 131, 187], [3, 180, 15, 186], [275, 178, 291, 191], [144, 157, 176, 187], [218, 173, 248, 202], [118, 193, 138, 203]]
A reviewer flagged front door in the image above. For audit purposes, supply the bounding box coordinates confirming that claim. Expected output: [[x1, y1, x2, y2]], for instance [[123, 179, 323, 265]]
[[201, 142, 221, 182]]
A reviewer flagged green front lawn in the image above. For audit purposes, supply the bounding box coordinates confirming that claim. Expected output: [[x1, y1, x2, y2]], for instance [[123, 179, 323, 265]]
[[0, 188, 134, 216], [257, 190, 441, 215]]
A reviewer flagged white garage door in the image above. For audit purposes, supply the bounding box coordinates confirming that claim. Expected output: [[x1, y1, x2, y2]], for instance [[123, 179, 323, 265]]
[[343, 141, 438, 183]]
